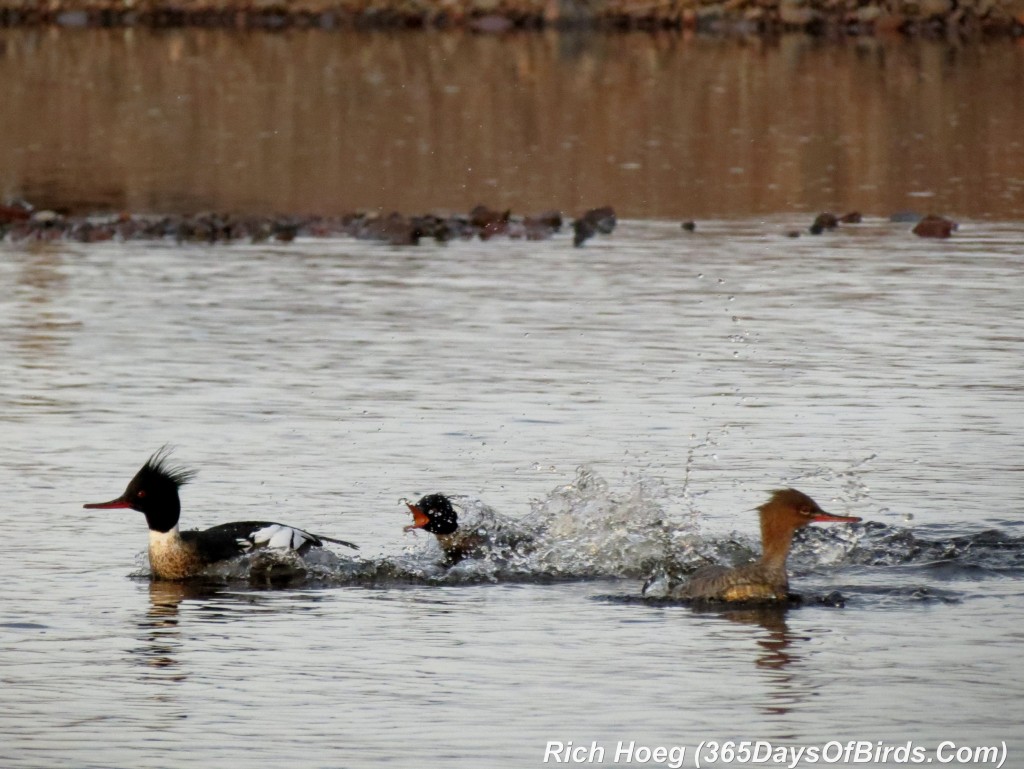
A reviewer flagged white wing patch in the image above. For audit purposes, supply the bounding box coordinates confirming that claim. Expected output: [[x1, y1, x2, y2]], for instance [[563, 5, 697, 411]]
[[237, 524, 318, 552]]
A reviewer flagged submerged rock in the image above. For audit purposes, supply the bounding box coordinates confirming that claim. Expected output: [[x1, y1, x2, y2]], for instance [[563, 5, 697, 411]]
[[0, 200, 32, 223], [809, 211, 839, 234], [808, 210, 862, 234], [573, 205, 617, 247], [912, 214, 958, 238], [0, 201, 585, 248]]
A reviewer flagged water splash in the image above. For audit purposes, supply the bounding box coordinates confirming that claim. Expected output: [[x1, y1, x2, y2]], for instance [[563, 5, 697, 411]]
[[522, 466, 697, 579], [133, 466, 1024, 589], [781, 453, 878, 506], [837, 522, 1024, 573]]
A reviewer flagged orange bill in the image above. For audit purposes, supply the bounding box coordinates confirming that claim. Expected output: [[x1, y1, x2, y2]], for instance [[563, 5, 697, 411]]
[[811, 511, 861, 523], [403, 502, 431, 532]]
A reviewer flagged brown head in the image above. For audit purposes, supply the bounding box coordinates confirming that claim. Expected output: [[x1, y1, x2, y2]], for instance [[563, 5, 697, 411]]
[[757, 488, 861, 564]]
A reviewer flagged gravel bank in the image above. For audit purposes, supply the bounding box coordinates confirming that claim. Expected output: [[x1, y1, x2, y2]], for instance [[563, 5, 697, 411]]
[[1, 0, 1022, 35]]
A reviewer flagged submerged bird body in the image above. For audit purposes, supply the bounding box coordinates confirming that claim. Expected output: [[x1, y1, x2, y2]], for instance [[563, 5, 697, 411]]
[[84, 449, 357, 580], [145, 521, 336, 580], [675, 488, 860, 603], [680, 560, 791, 603]]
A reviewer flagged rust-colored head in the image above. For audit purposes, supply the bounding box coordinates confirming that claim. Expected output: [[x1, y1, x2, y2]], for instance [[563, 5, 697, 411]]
[[756, 488, 860, 560], [759, 488, 860, 527]]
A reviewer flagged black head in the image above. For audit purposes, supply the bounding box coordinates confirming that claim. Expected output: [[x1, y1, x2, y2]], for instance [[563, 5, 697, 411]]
[[83, 447, 197, 533], [403, 493, 459, 536]]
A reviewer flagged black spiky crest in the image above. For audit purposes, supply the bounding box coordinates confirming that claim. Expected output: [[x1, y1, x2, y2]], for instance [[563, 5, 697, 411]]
[[138, 445, 197, 489]]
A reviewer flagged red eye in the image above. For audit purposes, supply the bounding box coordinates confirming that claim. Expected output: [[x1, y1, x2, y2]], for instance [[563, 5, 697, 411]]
[[137, 490, 146, 498]]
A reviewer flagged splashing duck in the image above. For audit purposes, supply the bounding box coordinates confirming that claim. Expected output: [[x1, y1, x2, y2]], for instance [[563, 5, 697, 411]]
[[657, 488, 860, 602], [403, 493, 534, 567], [84, 448, 358, 580]]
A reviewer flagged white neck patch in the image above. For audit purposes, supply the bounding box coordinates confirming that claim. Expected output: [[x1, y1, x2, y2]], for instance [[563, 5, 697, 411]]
[[149, 526, 182, 554]]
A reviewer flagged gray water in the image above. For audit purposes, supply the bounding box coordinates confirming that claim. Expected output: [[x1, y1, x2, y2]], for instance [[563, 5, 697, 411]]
[[2, 218, 1022, 768]]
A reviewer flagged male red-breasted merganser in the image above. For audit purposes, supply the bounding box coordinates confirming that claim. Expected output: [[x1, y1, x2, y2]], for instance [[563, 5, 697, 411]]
[[84, 449, 358, 580], [403, 493, 533, 566], [672, 488, 860, 602]]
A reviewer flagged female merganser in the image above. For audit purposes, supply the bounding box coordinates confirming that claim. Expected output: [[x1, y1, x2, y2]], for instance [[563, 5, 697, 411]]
[[84, 449, 358, 580], [671, 488, 860, 603], [403, 493, 533, 566]]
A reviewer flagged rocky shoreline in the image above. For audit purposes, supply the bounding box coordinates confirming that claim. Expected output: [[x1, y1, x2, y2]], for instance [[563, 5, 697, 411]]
[[1, 201, 962, 245], [0, 201, 605, 246], [0, 0, 1021, 35]]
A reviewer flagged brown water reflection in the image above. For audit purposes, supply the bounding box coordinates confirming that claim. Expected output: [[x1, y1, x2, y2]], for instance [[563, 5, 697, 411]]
[[1, 28, 1023, 219]]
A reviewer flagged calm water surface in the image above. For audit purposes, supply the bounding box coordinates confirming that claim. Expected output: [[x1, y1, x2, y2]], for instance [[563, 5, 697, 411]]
[[1, 219, 1023, 768], [2, 29, 1024, 219]]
